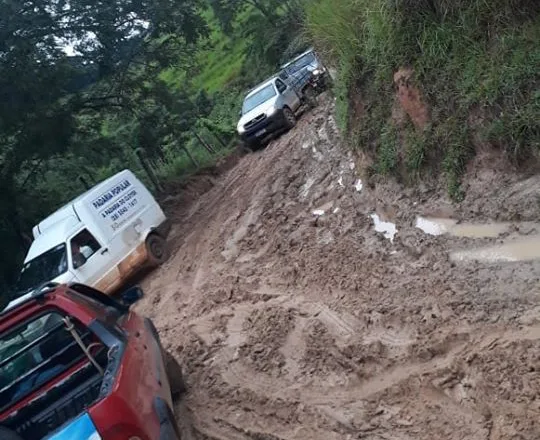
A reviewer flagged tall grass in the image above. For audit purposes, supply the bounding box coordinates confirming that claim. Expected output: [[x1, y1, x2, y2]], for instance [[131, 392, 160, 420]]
[[305, 0, 540, 196]]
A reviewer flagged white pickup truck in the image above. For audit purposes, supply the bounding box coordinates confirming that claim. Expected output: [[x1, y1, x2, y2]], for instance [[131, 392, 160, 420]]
[[237, 75, 302, 150]]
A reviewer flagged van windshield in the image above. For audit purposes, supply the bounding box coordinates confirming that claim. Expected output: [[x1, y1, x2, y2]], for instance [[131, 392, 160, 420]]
[[16, 244, 67, 294]]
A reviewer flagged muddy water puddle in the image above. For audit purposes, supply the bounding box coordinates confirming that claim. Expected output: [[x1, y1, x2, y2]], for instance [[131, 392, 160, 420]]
[[370, 214, 398, 242], [415, 217, 512, 238], [415, 216, 540, 263], [451, 236, 540, 263]]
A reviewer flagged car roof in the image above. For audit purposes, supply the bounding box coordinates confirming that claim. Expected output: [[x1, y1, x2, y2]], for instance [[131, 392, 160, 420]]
[[281, 47, 315, 69], [25, 218, 81, 263], [33, 169, 133, 239], [1, 283, 126, 321]]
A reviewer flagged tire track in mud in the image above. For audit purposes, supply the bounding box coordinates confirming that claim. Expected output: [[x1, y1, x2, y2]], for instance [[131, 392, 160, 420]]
[[188, 290, 540, 402], [219, 333, 466, 405], [156, 267, 540, 438], [183, 286, 540, 439]]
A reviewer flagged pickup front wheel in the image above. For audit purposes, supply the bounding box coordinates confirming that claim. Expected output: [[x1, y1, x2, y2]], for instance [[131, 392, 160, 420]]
[[304, 86, 318, 109], [163, 349, 187, 400], [283, 108, 296, 130]]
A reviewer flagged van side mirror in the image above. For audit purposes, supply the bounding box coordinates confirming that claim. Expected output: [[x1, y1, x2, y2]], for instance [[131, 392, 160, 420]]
[[121, 286, 144, 306]]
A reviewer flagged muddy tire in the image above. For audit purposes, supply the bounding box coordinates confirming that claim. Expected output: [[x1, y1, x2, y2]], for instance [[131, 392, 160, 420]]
[[163, 349, 187, 399], [0, 427, 24, 440], [237, 142, 253, 155], [146, 234, 169, 266], [166, 404, 183, 439], [246, 140, 260, 152], [324, 75, 334, 89], [283, 107, 296, 130], [304, 86, 318, 109]]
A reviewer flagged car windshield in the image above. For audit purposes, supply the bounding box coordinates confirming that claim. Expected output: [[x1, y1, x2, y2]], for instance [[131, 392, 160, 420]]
[[284, 52, 317, 75], [16, 244, 67, 295], [242, 84, 277, 114]]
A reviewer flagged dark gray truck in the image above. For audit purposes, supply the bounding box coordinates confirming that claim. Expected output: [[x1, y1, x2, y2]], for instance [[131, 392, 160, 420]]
[[279, 48, 330, 101]]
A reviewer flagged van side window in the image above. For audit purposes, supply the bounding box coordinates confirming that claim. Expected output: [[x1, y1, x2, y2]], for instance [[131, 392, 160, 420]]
[[70, 229, 101, 269], [276, 79, 287, 94]]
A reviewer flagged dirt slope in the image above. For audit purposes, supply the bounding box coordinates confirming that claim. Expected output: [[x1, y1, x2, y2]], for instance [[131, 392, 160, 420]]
[[136, 95, 540, 440]]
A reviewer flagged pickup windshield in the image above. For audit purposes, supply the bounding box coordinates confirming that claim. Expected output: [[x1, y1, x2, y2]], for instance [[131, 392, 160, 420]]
[[16, 244, 67, 294], [284, 52, 317, 75], [242, 84, 277, 114]]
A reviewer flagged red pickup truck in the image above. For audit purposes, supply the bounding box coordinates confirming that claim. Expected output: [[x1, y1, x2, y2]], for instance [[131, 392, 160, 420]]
[[0, 283, 185, 440]]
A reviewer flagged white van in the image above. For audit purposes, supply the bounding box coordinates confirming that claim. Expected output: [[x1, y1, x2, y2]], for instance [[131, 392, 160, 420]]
[[12, 170, 169, 306]]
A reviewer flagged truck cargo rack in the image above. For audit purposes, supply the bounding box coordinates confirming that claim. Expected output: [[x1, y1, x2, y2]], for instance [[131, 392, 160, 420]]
[[0, 316, 99, 414]]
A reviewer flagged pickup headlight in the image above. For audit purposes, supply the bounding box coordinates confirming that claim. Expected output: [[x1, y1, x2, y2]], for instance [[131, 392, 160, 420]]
[[266, 107, 278, 117], [312, 69, 323, 76], [237, 125, 246, 135]]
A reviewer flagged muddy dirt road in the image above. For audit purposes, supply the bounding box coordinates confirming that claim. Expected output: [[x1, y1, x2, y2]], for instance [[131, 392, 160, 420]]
[[137, 95, 540, 440]]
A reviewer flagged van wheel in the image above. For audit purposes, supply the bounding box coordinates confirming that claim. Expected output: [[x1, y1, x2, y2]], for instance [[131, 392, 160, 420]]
[[283, 107, 296, 130], [146, 234, 169, 266], [0, 427, 24, 440], [163, 349, 187, 399]]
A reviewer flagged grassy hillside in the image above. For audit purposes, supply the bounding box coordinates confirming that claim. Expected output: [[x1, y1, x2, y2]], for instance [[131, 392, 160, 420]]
[[192, 9, 251, 93], [157, 3, 306, 181], [160, 9, 249, 94], [154, 9, 253, 182], [306, 0, 540, 198]]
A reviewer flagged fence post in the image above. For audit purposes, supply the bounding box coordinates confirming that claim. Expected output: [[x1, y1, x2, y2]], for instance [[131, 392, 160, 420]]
[[191, 129, 217, 154], [78, 175, 91, 190], [201, 121, 228, 148], [181, 146, 199, 169], [136, 148, 164, 193]]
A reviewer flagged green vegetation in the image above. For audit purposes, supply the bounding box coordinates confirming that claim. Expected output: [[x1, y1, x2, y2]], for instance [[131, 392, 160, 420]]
[[305, 0, 540, 193], [376, 123, 399, 175], [404, 125, 429, 178]]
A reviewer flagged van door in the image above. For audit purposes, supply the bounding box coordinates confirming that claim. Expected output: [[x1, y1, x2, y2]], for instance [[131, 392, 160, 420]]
[[68, 229, 116, 290]]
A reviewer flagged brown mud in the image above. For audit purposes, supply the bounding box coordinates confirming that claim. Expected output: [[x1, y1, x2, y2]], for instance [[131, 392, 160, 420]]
[[136, 94, 540, 440]]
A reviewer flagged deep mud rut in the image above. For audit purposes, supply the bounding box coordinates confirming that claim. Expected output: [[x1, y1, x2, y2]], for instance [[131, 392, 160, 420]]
[[136, 94, 540, 440]]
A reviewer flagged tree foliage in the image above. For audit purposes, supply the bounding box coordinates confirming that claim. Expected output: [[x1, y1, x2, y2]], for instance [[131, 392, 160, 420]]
[[0, 0, 207, 289]]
